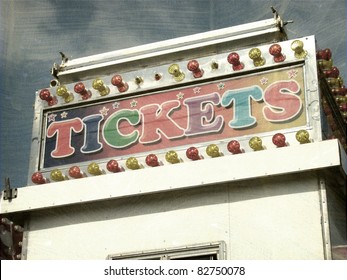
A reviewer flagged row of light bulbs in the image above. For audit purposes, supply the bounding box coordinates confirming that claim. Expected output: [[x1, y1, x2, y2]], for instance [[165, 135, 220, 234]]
[[39, 40, 308, 107], [316, 48, 347, 123], [31, 130, 311, 184]]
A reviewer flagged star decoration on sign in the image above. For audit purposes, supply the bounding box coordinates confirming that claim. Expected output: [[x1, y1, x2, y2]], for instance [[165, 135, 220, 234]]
[[99, 106, 109, 116], [112, 102, 120, 109], [217, 83, 225, 90], [193, 87, 201, 94], [176, 92, 184, 100], [60, 111, 68, 119], [48, 113, 57, 122], [260, 77, 268, 85], [130, 99, 138, 107], [288, 69, 298, 79]]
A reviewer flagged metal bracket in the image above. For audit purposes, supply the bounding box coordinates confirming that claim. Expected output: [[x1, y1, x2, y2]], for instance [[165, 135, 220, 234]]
[[3, 177, 18, 201]]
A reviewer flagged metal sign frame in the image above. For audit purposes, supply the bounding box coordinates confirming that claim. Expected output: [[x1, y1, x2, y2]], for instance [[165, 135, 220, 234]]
[[28, 14, 322, 186]]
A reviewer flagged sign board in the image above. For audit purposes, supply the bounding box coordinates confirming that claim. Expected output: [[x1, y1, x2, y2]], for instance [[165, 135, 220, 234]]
[[42, 65, 306, 169], [27, 15, 323, 185]]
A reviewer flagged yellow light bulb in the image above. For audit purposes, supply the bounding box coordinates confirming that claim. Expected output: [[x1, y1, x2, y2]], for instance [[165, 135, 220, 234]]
[[165, 150, 180, 164], [126, 157, 140, 170], [291, 40, 307, 59], [248, 48, 265, 67], [168, 64, 185, 82], [87, 162, 102, 175], [249, 136, 264, 151], [92, 79, 110, 96], [295, 130, 310, 144], [56, 85, 74, 103], [206, 144, 220, 157], [50, 169, 65, 181]]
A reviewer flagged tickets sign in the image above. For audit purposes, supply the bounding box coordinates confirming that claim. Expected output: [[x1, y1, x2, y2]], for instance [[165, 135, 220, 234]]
[[42, 65, 306, 168]]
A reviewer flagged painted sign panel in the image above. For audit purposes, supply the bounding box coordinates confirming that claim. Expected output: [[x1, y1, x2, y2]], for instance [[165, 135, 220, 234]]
[[42, 65, 305, 169]]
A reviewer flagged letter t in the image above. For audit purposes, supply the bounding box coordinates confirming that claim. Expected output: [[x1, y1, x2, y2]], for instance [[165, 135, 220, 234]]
[[47, 118, 83, 158]]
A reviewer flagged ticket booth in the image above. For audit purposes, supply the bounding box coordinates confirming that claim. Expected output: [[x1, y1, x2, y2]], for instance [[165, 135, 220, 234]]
[[1, 12, 346, 260]]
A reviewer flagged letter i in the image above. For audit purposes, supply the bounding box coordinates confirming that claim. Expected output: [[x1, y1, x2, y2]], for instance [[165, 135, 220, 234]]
[[80, 114, 104, 153]]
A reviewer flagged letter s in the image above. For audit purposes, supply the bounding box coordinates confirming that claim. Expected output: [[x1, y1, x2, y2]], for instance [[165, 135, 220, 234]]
[[262, 80, 302, 122]]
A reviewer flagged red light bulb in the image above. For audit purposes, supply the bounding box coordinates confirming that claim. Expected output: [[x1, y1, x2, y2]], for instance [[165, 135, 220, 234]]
[[106, 159, 120, 173], [227, 52, 244, 71], [74, 82, 92, 100], [316, 48, 332, 60], [187, 60, 204, 78], [68, 166, 84, 178], [227, 140, 242, 154], [31, 172, 47, 184], [269, 44, 286, 63], [186, 147, 200, 160], [339, 102, 347, 112], [145, 154, 159, 167], [323, 66, 340, 78], [111, 74, 129, 93], [272, 133, 287, 147], [39, 89, 57, 106]]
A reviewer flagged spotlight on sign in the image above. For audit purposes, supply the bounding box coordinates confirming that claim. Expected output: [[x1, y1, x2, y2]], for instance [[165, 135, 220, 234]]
[[126, 157, 140, 170], [227, 52, 244, 71], [227, 140, 242, 154], [295, 129, 311, 144], [154, 73, 162, 81], [291, 40, 307, 59], [39, 89, 57, 106], [68, 166, 84, 179], [165, 150, 180, 164], [210, 61, 219, 70], [134, 76, 144, 86], [168, 64, 185, 82], [87, 162, 103, 175], [56, 85, 74, 103], [145, 154, 159, 167], [186, 147, 201, 161], [206, 144, 221, 158], [50, 169, 66, 182], [272, 133, 287, 147], [92, 79, 110, 96], [269, 44, 286, 63], [111, 74, 129, 93], [31, 171, 47, 184], [187, 60, 204, 78], [249, 136, 264, 151], [249, 48, 265, 67], [74, 82, 92, 100], [106, 159, 121, 173]]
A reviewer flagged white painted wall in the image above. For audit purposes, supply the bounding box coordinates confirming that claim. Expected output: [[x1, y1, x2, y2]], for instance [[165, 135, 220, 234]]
[[24, 172, 324, 260]]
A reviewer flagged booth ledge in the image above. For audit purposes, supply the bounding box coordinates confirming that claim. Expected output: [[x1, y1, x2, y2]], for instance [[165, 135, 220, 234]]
[[1, 139, 345, 214]]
